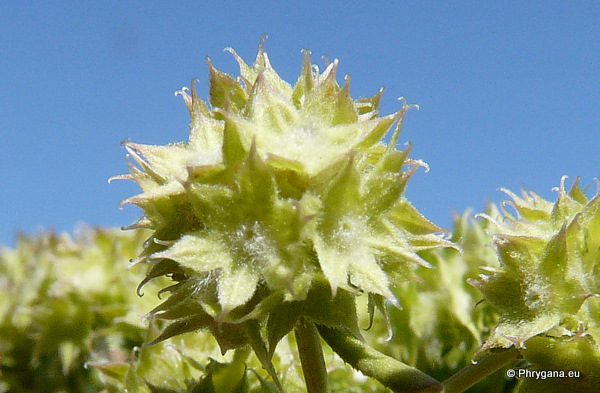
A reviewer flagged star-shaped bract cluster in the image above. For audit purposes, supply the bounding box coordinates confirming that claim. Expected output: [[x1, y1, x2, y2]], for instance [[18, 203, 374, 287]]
[[114, 41, 453, 352]]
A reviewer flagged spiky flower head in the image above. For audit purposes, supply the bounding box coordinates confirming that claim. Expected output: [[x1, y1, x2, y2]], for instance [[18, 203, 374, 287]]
[[112, 40, 453, 350], [470, 177, 600, 390]]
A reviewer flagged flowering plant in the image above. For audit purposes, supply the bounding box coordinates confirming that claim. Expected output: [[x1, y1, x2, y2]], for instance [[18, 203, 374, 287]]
[[1, 40, 598, 393]]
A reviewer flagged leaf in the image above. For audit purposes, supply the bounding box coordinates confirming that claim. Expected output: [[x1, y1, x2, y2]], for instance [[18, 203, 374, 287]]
[[148, 281, 210, 321], [145, 380, 180, 393], [217, 266, 260, 315], [137, 259, 179, 297], [207, 358, 249, 393], [321, 155, 361, 218], [312, 232, 349, 296], [332, 76, 359, 125], [348, 253, 395, 304], [218, 110, 250, 170], [248, 72, 298, 132], [208, 57, 248, 112], [244, 320, 284, 393], [88, 361, 131, 382], [352, 114, 397, 151], [236, 141, 278, 216], [210, 322, 250, 355], [152, 233, 232, 275], [266, 281, 361, 357], [386, 201, 444, 236], [146, 315, 214, 346]]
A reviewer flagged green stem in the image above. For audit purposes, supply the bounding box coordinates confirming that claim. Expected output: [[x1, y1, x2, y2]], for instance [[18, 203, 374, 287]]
[[442, 348, 519, 393], [295, 318, 331, 393], [317, 324, 442, 393], [244, 320, 284, 393]]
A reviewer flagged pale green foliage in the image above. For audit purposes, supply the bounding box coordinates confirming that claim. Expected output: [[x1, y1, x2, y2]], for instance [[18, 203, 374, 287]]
[[94, 330, 389, 393], [470, 177, 600, 391], [113, 40, 453, 361], [0, 227, 159, 392]]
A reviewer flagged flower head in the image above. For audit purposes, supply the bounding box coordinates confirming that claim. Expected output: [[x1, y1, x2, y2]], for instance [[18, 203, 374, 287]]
[[113, 40, 453, 349], [470, 177, 600, 354]]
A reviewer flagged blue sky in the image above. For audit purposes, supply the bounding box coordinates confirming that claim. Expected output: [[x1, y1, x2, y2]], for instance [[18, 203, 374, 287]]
[[1, 2, 599, 246]]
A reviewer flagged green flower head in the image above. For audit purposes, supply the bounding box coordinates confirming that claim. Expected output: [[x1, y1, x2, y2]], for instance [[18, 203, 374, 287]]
[[470, 177, 600, 355], [112, 40, 453, 349]]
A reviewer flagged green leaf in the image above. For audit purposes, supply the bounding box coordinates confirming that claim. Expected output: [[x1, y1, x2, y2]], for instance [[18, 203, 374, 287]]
[[248, 72, 298, 132], [89, 361, 131, 382], [332, 76, 359, 125], [218, 110, 250, 170], [208, 57, 248, 112], [153, 232, 232, 275], [208, 358, 249, 393], [146, 315, 214, 346], [266, 280, 360, 357], [244, 320, 284, 393], [145, 380, 180, 393], [217, 266, 260, 315]]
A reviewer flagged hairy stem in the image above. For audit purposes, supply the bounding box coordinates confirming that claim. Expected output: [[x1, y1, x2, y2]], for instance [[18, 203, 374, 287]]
[[295, 318, 331, 393], [442, 348, 519, 393], [317, 324, 442, 393]]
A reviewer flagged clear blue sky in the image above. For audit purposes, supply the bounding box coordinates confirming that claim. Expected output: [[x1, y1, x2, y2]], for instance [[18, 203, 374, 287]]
[[1, 2, 599, 246]]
